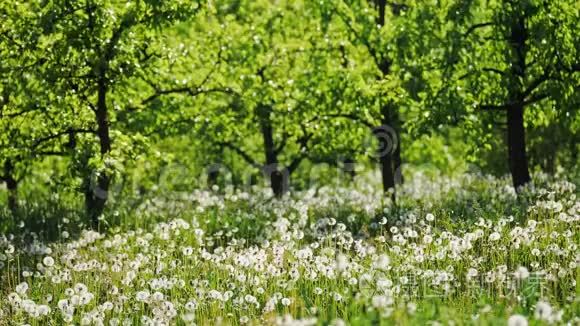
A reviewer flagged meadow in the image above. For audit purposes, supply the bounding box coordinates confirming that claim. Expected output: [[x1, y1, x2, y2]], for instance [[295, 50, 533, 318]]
[[1, 172, 578, 325], [1, 0, 579, 324]]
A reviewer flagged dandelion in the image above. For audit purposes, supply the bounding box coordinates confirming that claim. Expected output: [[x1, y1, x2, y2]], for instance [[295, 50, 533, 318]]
[[508, 314, 528, 326], [407, 302, 417, 315], [534, 301, 552, 321], [185, 300, 197, 311], [37, 305, 51, 316], [514, 266, 530, 280], [43, 256, 55, 267], [371, 295, 391, 308], [182, 247, 194, 256], [372, 254, 390, 271], [281, 298, 291, 306], [5, 244, 15, 254], [16, 282, 28, 295], [466, 268, 478, 280], [79, 292, 93, 305], [336, 254, 348, 272], [489, 232, 501, 241], [74, 283, 88, 294], [182, 313, 195, 322], [136, 290, 150, 302]]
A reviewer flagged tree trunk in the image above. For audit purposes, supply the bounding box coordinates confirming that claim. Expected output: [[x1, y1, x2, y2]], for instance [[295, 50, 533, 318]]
[[86, 78, 112, 229], [570, 139, 578, 164], [85, 173, 109, 229], [6, 179, 18, 216], [543, 137, 557, 176], [392, 110, 404, 185], [257, 104, 287, 197], [342, 157, 356, 180], [3, 160, 18, 216], [269, 171, 286, 197], [378, 147, 395, 194], [207, 168, 219, 187], [507, 104, 531, 190], [374, 103, 397, 202], [374, 0, 403, 199], [506, 12, 531, 191]]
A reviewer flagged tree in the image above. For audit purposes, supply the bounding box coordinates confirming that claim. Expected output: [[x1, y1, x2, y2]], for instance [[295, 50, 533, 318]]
[[0, 1, 61, 215], [25, 0, 202, 227], [318, 0, 418, 201], [169, 0, 349, 197], [434, 0, 579, 190]]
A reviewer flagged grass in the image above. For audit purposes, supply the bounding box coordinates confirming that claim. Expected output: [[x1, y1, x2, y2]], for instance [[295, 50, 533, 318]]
[[0, 172, 578, 325]]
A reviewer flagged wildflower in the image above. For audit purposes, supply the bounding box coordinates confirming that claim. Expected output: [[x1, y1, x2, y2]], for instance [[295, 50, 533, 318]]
[[514, 266, 530, 280], [136, 291, 150, 302], [336, 254, 348, 272], [534, 301, 553, 321], [466, 268, 478, 280], [281, 298, 291, 306], [37, 305, 51, 316], [74, 283, 88, 294], [371, 295, 391, 308], [79, 292, 93, 305], [185, 300, 197, 311], [407, 302, 417, 315], [5, 245, 15, 254], [372, 254, 390, 271], [489, 232, 501, 241], [43, 256, 55, 267], [182, 247, 194, 256], [16, 282, 28, 295], [182, 313, 195, 322], [508, 314, 528, 326]]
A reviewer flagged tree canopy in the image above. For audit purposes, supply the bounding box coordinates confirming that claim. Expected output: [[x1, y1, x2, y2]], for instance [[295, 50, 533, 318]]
[[1, 0, 578, 223]]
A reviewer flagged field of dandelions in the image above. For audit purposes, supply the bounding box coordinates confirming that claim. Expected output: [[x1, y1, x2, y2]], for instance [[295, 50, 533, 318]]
[[0, 172, 578, 325]]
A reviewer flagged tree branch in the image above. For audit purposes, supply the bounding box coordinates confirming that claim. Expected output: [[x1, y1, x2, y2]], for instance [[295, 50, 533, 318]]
[[522, 92, 550, 106], [333, 8, 380, 67], [463, 22, 495, 37], [287, 153, 308, 175], [275, 131, 289, 156], [314, 113, 374, 129], [0, 106, 42, 119], [101, 15, 134, 66], [477, 103, 509, 111], [139, 87, 238, 107], [217, 141, 261, 168], [287, 123, 315, 175], [32, 128, 95, 149], [522, 69, 551, 99], [132, 48, 235, 110], [482, 67, 507, 76], [33, 151, 68, 157]]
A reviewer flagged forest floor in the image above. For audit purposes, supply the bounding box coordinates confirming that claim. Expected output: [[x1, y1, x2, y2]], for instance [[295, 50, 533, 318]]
[[0, 173, 578, 325]]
